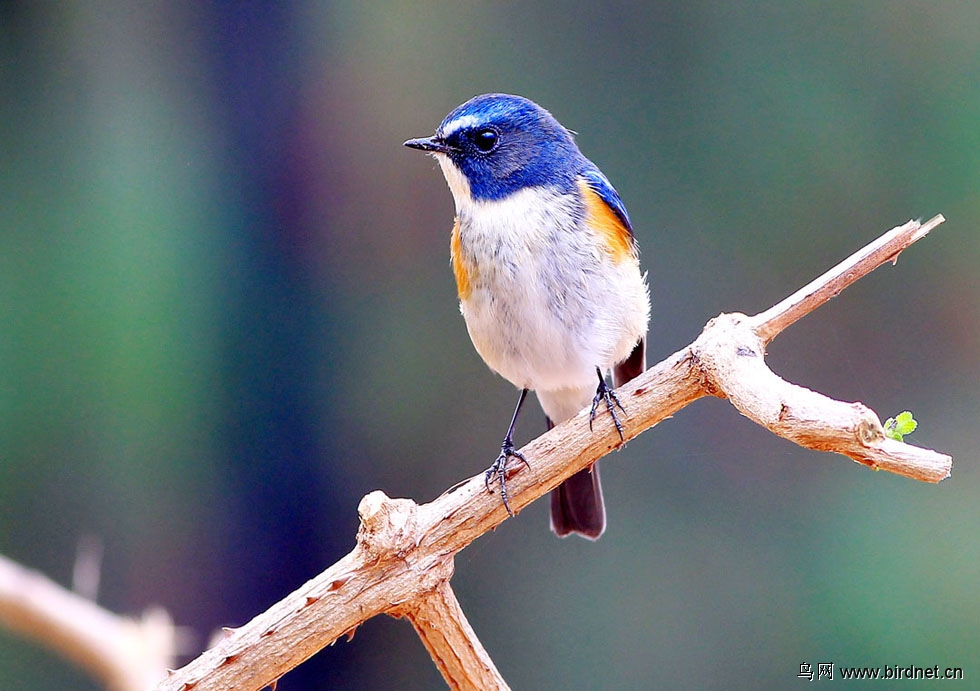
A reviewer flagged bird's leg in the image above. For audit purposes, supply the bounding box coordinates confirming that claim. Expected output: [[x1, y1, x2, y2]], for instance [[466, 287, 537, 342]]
[[590, 366, 626, 440], [485, 388, 531, 516]]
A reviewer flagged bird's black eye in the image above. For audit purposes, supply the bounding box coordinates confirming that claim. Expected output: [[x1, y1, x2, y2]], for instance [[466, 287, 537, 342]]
[[473, 128, 499, 153]]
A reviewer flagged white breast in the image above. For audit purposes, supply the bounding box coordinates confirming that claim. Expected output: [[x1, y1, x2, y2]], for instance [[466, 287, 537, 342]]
[[450, 184, 649, 401]]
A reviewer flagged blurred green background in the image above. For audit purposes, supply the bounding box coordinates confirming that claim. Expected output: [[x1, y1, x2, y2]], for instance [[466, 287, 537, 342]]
[[1, 2, 978, 689]]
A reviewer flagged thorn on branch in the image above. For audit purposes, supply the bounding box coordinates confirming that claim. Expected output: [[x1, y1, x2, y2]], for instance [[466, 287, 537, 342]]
[[327, 575, 351, 591]]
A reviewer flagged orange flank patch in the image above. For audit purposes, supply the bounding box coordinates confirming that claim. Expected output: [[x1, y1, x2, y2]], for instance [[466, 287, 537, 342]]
[[577, 179, 634, 263], [450, 216, 472, 300]]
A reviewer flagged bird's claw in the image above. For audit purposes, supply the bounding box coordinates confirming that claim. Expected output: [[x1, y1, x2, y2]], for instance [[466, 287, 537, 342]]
[[484, 440, 530, 516], [590, 378, 626, 440]]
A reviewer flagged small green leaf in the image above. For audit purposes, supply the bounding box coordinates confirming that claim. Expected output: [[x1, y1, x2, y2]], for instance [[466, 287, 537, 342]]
[[895, 411, 917, 435], [884, 411, 918, 441]]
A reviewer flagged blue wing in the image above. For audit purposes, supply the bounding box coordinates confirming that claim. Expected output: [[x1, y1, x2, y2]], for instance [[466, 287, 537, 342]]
[[578, 166, 634, 238]]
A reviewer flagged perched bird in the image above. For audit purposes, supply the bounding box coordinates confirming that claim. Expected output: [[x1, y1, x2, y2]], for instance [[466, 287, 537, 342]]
[[405, 93, 649, 539]]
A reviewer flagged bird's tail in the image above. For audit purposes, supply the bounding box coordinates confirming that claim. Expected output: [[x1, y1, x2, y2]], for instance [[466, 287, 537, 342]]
[[550, 462, 605, 539]]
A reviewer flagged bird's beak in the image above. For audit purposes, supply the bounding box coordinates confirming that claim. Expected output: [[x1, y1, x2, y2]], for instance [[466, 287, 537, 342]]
[[404, 136, 452, 154]]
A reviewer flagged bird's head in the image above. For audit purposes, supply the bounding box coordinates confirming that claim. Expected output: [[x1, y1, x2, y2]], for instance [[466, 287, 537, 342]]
[[404, 93, 582, 204]]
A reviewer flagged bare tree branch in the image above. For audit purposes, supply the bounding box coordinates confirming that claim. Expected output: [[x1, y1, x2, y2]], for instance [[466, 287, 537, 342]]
[[153, 216, 951, 691], [691, 311, 950, 481], [0, 553, 176, 691], [398, 580, 509, 690], [752, 215, 945, 343]]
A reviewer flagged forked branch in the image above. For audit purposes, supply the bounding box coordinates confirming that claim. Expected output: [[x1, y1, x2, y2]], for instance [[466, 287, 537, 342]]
[[138, 214, 948, 690]]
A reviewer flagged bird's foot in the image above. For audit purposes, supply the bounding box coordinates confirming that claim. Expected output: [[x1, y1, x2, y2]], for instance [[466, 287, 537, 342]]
[[590, 377, 626, 441], [484, 439, 530, 516]]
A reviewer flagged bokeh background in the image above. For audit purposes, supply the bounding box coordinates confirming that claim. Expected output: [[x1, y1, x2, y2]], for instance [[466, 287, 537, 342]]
[[2, 2, 978, 689]]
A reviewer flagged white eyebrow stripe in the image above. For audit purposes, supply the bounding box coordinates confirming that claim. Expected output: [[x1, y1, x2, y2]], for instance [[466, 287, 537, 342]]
[[440, 114, 482, 138]]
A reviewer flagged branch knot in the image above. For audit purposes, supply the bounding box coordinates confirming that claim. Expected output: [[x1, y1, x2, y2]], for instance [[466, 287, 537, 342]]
[[357, 491, 422, 559]]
